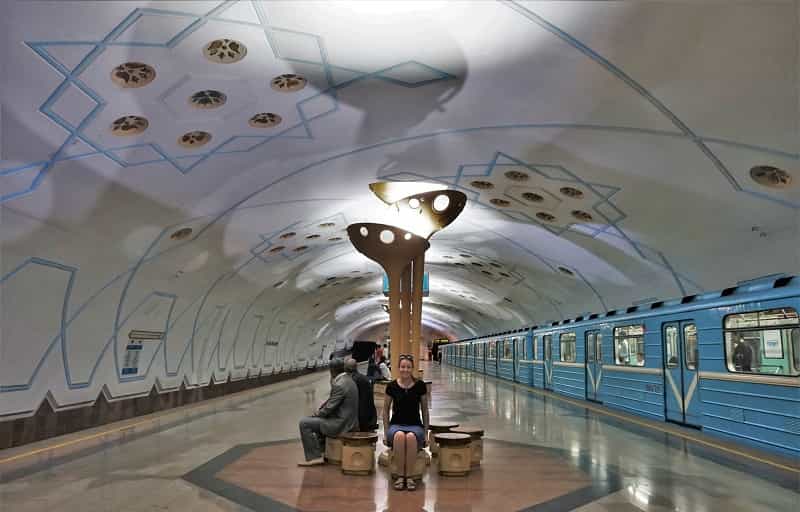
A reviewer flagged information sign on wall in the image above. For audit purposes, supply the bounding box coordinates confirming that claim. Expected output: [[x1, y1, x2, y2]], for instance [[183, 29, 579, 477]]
[[121, 330, 164, 376]]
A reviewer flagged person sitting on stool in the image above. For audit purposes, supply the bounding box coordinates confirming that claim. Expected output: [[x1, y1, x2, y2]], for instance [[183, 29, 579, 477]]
[[383, 354, 429, 491], [345, 358, 378, 431], [298, 358, 359, 466]]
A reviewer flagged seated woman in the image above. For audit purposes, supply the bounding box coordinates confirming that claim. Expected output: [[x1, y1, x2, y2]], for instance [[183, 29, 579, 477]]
[[383, 354, 429, 491]]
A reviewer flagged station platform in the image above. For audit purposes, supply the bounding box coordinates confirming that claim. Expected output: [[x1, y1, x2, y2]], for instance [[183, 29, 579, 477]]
[[0, 362, 797, 512]]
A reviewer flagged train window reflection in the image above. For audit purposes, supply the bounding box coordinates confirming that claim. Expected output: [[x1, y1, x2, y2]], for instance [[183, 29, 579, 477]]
[[503, 338, 513, 359], [724, 308, 799, 377], [684, 324, 697, 370], [614, 325, 645, 366], [665, 326, 678, 368], [560, 332, 576, 362]]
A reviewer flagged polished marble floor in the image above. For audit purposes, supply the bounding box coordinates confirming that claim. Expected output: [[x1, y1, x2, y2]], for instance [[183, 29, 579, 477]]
[[0, 363, 797, 511]]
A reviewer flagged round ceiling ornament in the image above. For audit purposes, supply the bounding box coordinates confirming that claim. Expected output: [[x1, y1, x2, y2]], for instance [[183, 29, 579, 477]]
[[559, 186, 584, 199], [749, 166, 792, 189], [571, 210, 594, 222], [504, 170, 529, 182], [170, 227, 193, 241], [111, 115, 148, 136], [111, 62, 156, 88], [470, 180, 494, 190], [536, 212, 557, 223], [270, 74, 307, 92], [189, 90, 226, 109], [249, 112, 282, 128], [522, 192, 544, 203], [490, 198, 511, 207], [178, 131, 212, 148], [203, 39, 247, 63]]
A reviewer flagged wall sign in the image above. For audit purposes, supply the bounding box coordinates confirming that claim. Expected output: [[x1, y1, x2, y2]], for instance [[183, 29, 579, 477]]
[[121, 330, 164, 376]]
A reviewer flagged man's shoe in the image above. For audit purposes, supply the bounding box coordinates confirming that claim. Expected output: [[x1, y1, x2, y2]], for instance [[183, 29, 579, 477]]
[[297, 457, 326, 467]]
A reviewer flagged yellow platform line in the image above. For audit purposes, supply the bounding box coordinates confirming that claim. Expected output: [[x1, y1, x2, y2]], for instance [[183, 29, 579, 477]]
[[472, 368, 800, 474]]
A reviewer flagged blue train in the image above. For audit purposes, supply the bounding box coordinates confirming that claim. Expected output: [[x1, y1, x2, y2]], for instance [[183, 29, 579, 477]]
[[441, 274, 800, 459]]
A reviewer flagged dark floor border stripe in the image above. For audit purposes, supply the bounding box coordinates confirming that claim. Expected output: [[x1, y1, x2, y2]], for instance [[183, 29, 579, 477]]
[[183, 437, 624, 512]]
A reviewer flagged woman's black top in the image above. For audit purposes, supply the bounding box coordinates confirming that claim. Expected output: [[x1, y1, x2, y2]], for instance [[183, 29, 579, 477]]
[[386, 379, 427, 426]]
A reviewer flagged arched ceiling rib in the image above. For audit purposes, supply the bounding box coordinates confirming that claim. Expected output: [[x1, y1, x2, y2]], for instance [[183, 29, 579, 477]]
[[1, 1, 798, 394]]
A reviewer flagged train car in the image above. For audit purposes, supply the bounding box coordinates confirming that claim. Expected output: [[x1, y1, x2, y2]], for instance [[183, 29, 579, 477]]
[[442, 274, 799, 459]]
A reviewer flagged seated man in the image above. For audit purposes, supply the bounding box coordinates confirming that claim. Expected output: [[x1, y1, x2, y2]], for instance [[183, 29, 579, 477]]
[[345, 358, 378, 431], [298, 358, 359, 466]]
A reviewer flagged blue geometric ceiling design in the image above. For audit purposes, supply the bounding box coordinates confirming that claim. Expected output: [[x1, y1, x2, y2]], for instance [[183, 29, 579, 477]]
[[379, 150, 704, 300], [0, 0, 455, 203]]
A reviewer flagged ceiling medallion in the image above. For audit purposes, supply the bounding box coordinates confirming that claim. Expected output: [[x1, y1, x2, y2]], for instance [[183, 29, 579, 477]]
[[559, 186, 584, 199], [504, 170, 529, 182], [203, 39, 247, 64], [319, 222, 336, 228], [536, 212, 557, 223], [293, 245, 309, 252], [306, 234, 320, 239], [111, 62, 156, 88], [470, 180, 494, 190], [170, 227, 193, 241], [558, 266, 574, 276], [111, 115, 148, 136], [571, 210, 593, 222], [279, 232, 296, 239], [189, 90, 226, 109], [749, 166, 792, 189], [249, 112, 282, 128], [522, 192, 544, 203], [178, 131, 212, 148], [271, 74, 307, 92], [269, 245, 285, 253], [490, 198, 511, 207], [328, 237, 343, 242]]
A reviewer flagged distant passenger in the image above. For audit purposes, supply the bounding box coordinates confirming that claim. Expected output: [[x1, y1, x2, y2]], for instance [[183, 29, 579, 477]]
[[345, 358, 378, 431], [378, 356, 392, 381], [375, 344, 384, 361], [732, 336, 753, 372], [297, 358, 359, 466], [383, 354, 429, 491]]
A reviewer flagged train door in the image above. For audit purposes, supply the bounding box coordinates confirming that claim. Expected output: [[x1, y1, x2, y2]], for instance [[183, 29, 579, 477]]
[[663, 321, 700, 427], [514, 336, 522, 381], [543, 334, 554, 390], [585, 331, 603, 402]]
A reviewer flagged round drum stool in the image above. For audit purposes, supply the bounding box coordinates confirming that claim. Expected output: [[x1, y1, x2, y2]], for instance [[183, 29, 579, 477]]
[[324, 436, 342, 465], [388, 449, 428, 480], [451, 426, 484, 467], [373, 380, 389, 409], [339, 432, 378, 476], [424, 380, 433, 404], [428, 422, 459, 457], [434, 433, 472, 477]]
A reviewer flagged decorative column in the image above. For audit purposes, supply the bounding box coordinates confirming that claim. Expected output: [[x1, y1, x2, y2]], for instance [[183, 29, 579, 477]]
[[348, 186, 466, 378]]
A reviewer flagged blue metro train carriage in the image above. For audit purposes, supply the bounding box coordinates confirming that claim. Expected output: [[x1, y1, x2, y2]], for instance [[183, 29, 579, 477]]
[[442, 274, 799, 458]]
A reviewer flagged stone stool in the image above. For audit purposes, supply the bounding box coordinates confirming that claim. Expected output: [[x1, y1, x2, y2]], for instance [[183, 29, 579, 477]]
[[340, 432, 379, 476], [424, 380, 432, 404], [435, 433, 472, 477], [324, 436, 342, 465], [428, 422, 459, 457], [373, 380, 389, 409], [451, 426, 484, 467]]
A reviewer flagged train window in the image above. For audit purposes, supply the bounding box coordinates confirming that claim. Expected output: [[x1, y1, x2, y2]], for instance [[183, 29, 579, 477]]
[[515, 337, 526, 360], [665, 325, 679, 368], [489, 341, 496, 358], [724, 308, 800, 376], [560, 332, 577, 362], [614, 325, 645, 366], [544, 335, 552, 360], [503, 339, 513, 359], [586, 332, 596, 362], [684, 324, 697, 370], [596, 333, 603, 362]]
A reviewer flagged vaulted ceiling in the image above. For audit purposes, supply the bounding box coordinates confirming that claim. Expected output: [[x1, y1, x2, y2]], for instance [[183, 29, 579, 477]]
[[1, 1, 798, 399]]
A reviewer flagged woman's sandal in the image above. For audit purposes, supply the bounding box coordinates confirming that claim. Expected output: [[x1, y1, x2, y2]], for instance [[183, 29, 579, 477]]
[[393, 477, 405, 491], [405, 478, 417, 491]]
